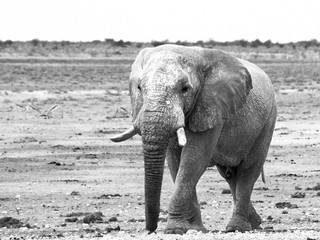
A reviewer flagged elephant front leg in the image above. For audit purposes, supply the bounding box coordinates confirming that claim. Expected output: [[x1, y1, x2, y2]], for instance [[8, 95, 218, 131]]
[[164, 126, 222, 234], [165, 191, 207, 234]]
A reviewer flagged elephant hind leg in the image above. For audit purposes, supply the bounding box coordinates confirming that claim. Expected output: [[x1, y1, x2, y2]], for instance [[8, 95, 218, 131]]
[[226, 116, 275, 232], [217, 165, 251, 231], [217, 164, 262, 231], [248, 202, 262, 229], [225, 164, 259, 232]]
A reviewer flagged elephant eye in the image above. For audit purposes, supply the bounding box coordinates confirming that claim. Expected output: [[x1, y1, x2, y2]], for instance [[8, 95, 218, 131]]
[[181, 86, 189, 94], [137, 85, 141, 91]]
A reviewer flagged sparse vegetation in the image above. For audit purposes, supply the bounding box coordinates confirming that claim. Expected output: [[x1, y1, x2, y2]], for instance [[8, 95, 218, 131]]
[[0, 39, 319, 61]]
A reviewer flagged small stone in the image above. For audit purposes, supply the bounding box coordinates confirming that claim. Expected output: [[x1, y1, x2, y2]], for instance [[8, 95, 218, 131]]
[[282, 210, 288, 214], [275, 202, 298, 209], [306, 183, 320, 191], [264, 226, 274, 231], [267, 215, 273, 221], [105, 225, 120, 232], [0, 217, 23, 228], [108, 216, 118, 222], [200, 201, 207, 206], [83, 213, 103, 224], [70, 191, 80, 196], [65, 217, 78, 222], [291, 192, 305, 198], [221, 189, 231, 194], [24, 223, 31, 228]]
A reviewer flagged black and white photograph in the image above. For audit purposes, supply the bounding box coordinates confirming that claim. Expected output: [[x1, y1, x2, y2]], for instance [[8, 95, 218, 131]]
[[0, 0, 319, 239]]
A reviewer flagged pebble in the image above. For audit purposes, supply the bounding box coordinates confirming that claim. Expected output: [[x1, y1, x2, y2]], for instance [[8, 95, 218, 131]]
[[200, 201, 207, 206], [109, 216, 118, 222], [291, 192, 306, 198], [83, 213, 103, 224], [221, 189, 231, 194]]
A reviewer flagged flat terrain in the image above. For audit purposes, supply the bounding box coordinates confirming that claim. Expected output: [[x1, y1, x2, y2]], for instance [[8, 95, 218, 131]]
[[0, 57, 320, 240]]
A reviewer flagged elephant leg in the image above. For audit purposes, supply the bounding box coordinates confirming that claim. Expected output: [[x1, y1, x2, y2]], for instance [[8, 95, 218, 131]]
[[217, 165, 261, 230], [248, 202, 261, 229], [226, 117, 275, 232], [167, 142, 206, 232], [165, 126, 222, 234], [225, 163, 258, 232]]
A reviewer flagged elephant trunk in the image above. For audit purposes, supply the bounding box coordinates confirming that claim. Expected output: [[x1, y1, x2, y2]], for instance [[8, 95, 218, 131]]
[[143, 140, 167, 232], [140, 110, 171, 232]]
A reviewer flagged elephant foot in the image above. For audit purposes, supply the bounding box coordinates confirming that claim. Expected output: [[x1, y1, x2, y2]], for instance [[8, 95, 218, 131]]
[[248, 205, 262, 229], [190, 224, 208, 233], [164, 220, 191, 234], [188, 216, 208, 233], [164, 219, 207, 234], [226, 215, 252, 232]]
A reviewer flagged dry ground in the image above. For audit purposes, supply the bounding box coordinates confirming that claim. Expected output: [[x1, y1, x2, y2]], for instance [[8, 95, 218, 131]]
[[0, 58, 320, 239]]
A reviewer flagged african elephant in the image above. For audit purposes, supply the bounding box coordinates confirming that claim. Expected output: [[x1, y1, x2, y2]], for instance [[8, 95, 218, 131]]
[[110, 44, 277, 234]]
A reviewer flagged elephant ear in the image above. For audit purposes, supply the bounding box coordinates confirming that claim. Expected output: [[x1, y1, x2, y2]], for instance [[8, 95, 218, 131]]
[[129, 47, 152, 123], [188, 50, 253, 132]]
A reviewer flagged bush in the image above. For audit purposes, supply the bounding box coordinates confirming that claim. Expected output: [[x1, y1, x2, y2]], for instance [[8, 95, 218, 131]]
[[4, 40, 13, 46], [151, 40, 169, 47], [250, 39, 262, 48], [263, 40, 272, 48], [296, 39, 320, 48], [61, 41, 70, 47], [175, 40, 190, 46], [236, 39, 250, 47], [31, 39, 40, 47], [195, 40, 204, 47], [135, 42, 143, 48]]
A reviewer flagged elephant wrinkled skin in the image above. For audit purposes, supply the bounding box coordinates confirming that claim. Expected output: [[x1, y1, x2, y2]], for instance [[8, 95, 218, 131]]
[[110, 44, 277, 234]]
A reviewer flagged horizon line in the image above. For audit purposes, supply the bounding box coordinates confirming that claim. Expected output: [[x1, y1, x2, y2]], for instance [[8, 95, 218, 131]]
[[1, 38, 319, 45]]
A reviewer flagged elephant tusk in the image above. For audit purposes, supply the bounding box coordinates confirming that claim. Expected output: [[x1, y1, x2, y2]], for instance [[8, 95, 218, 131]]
[[177, 127, 187, 147], [110, 126, 137, 142]]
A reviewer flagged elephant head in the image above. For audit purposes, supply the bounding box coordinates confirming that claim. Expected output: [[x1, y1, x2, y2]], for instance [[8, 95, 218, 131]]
[[110, 44, 252, 232]]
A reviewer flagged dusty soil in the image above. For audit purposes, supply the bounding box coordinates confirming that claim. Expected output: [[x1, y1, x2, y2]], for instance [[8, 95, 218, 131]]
[[0, 58, 320, 240]]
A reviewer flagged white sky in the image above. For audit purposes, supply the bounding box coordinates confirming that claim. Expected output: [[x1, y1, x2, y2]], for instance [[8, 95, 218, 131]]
[[1, 0, 319, 43]]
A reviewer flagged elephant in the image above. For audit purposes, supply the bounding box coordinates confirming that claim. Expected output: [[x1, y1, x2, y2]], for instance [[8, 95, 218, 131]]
[[110, 44, 277, 234]]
